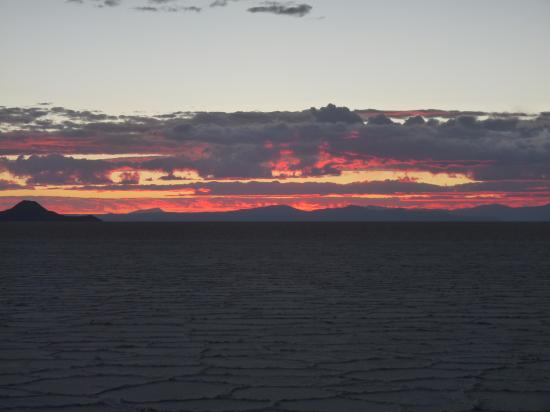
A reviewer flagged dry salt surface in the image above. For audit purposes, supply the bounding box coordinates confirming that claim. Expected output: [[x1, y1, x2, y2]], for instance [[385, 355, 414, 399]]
[[1, 222, 549, 412]]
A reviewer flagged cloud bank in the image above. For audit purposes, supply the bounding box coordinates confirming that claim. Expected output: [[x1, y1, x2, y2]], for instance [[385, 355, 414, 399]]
[[1, 104, 549, 212]]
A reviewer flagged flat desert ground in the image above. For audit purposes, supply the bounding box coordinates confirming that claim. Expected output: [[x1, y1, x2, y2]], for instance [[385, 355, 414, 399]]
[[1, 223, 549, 412]]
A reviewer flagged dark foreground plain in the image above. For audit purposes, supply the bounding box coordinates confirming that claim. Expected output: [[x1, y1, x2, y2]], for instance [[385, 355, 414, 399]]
[[1, 223, 549, 412]]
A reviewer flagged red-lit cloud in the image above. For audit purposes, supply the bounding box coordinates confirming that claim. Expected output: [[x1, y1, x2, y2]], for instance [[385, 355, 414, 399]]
[[1, 105, 549, 213]]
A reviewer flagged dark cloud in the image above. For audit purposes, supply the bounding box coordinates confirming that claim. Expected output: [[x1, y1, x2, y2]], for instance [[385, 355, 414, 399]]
[[68, 0, 122, 7], [346, 115, 550, 181], [192, 180, 448, 195], [0, 107, 50, 125], [67, 0, 314, 17], [69, 0, 201, 12], [142, 146, 275, 179], [209, 0, 243, 7], [5, 155, 114, 185], [368, 114, 394, 125], [310, 104, 363, 124], [356, 109, 491, 120], [0, 106, 120, 133], [247, 2, 312, 17], [118, 171, 140, 184], [135, 6, 159, 11], [74, 180, 447, 194], [72, 179, 550, 196], [404, 116, 426, 126], [1, 105, 549, 189], [187, 110, 312, 127], [159, 173, 185, 181], [135, 4, 202, 12], [0, 179, 22, 191], [182, 6, 201, 12], [66, 0, 318, 18]]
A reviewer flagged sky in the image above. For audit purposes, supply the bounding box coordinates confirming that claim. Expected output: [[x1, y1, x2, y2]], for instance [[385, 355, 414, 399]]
[[1, 0, 550, 213], [2, 0, 550, 113]]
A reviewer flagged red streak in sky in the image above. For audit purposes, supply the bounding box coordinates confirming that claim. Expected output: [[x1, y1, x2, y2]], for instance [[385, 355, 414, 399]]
[[0, 191, 549, 215]]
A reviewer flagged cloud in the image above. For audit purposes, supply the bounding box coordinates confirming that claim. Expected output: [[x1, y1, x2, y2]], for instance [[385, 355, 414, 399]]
[[134, 5, 202, 12], [65, 0, 316, 17], [0, 106, 50, 125], [4, 155, 114, 185], [68, 0, 202, 12], [102, 0, 121, 6], [247, 2, 312, 17], [209, 0, 243, 7], [159, 173, 184, 181], [368, 114, 394, 125], [182, 6, 201, 12], [310, 104, 363, 124], [118, 171, 141, 184], [1, 105, 549, 194], [68, 0, 122, 7], [87, 180, 451, 195], [0, 179, 22, 191], [135, 6, 159, 11]]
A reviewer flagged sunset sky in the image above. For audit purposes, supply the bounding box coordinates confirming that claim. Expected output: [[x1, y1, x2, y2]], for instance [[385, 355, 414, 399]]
[[1, 0, 549, 214]]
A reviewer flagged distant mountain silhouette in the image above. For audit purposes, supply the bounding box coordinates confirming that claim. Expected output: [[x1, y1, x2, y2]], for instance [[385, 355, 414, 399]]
[[0, 201, 100, 222], [452, 204, 550, 221], [128, 208, 166, 215], [97, 204, 550, 222], [106, 205, 307, 222], [4, 201, 547, 223]]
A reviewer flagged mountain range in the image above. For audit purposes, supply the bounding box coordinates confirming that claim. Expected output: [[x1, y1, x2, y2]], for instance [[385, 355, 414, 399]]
[[2, 201, 550, 222], [0, 201, 100, 222], [99, 204, 550, 222]]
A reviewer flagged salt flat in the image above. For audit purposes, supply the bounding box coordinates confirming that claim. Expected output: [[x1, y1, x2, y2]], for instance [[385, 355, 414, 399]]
[[1, 223, 549, 412]]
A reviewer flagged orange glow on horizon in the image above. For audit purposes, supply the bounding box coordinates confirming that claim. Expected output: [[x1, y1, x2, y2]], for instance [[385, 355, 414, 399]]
[[0, 190, 548, 215], [1, 153, 546, 215]]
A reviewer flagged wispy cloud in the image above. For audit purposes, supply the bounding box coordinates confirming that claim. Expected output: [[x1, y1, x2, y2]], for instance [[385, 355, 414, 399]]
[[134, 6, 158, 12], [247, 2, 312, 17], [68, 0, 201, 12], [209, 0, 245, 7], [134, 5, 202, 12], [66, 0, 314, 17], [67, 0, 122, 7]]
